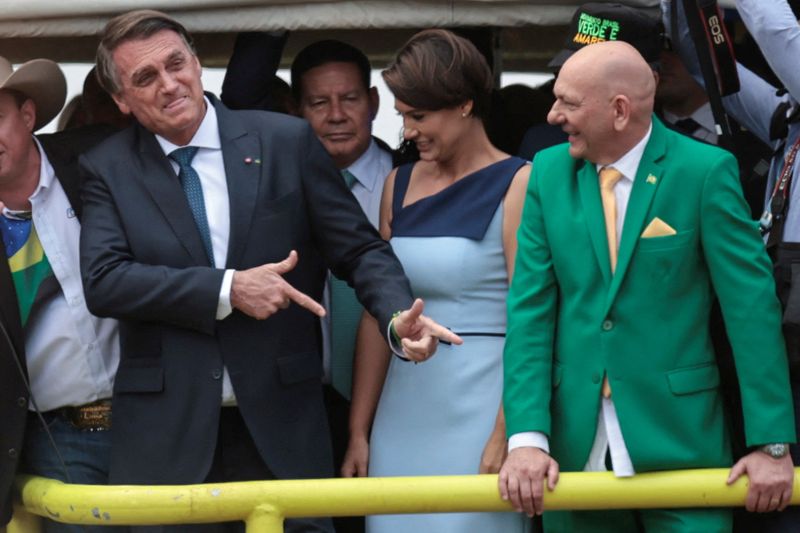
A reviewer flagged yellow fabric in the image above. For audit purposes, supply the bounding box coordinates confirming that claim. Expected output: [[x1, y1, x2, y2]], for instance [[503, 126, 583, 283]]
[[599, 167, 623, 272], [8, 226, 44, 273], [599, 167, 622, 399], [641, 216, 677, 238]]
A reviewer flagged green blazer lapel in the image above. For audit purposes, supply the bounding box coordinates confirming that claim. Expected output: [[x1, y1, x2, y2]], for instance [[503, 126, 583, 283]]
[[605, 119, 666, 311], [577, 161, 613, 284]]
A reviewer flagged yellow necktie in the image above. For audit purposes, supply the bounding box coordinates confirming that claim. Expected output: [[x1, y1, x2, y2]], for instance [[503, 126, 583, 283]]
[[599, 166, 622, 398], [599, 167, 623, 273]]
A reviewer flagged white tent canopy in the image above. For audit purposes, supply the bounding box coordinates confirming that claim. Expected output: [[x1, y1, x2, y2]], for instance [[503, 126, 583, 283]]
[[0, 0, 671, 37], [0, 0, 737, 67]]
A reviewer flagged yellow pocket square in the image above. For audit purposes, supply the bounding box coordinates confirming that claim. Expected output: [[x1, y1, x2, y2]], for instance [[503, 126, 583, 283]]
[[641, 217, 677, 238]]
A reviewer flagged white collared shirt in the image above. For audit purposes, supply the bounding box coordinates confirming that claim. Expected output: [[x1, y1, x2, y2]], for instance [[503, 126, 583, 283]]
[[321, 139, 392, 383], [155, 97, 237, 404], [24, 137, 120, 411], [345, 139, 393, 227], [508, 124, 653, 478], [595, 123, 653, 245]]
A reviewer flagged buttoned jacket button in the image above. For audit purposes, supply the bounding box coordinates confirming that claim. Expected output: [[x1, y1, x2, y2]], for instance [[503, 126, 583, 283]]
[[16, 397, 26, 407], [602, 319, 614, 331], [211, 369, 222, 380], [8, 448, 17, 459]]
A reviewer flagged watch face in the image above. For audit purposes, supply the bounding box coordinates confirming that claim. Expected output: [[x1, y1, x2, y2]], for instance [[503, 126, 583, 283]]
[[763, 443, 789, 458]]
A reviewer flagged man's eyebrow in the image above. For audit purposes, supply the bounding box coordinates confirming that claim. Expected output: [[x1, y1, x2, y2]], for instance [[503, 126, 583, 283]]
[[166, 50, 186, 63], [130, 50, 186, 82], [131, 64, 156, 84]]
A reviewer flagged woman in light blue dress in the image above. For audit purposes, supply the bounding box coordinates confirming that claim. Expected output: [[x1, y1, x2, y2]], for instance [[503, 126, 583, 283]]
[[340, 29, 531, 533]]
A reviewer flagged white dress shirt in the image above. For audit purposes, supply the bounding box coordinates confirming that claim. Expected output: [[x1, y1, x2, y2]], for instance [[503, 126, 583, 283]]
[[508, 124, 653, 478], [321, 139, 392, 382], [346, 139, 393, 227], [24, 137, 120, 411], [155, 97, 237, 404]]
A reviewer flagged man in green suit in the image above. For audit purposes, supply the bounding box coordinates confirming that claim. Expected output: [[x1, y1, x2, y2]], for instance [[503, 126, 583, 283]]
[[497, 41, 796, 532]]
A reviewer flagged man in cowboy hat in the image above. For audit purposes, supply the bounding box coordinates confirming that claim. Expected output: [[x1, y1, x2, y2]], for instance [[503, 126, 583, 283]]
[[0, 57, 120, 532]]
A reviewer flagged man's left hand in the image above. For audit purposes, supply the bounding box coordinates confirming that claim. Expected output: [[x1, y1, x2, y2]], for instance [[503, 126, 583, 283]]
[[727, 449, 794, 512], [391, 298, 462, 361]]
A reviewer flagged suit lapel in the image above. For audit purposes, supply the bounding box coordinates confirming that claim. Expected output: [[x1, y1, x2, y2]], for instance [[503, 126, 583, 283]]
[[213, 98, 262, 268], [39, 141, 82, 219], [577, 161, 613, 284], [136, 126, 212, 266], [604, 119, 667, 312], [0, 234, 25, 358]]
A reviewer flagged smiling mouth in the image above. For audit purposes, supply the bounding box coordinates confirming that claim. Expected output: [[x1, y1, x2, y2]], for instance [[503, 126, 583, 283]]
[[164, 96, 188, 111], [325, 133, 354, 141]]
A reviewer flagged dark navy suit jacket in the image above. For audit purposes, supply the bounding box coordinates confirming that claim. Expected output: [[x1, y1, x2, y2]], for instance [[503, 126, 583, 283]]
[[78, 96, 412, 484]]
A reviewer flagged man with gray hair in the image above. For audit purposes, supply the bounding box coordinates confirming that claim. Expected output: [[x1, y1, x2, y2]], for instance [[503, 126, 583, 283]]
[[80, 10, 459, 532]]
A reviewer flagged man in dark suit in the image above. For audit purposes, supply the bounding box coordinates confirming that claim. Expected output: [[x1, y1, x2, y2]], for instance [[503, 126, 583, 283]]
[[224, 38, 413, 532], [79, 10, 458, 533], [0, 58, 120, 532]]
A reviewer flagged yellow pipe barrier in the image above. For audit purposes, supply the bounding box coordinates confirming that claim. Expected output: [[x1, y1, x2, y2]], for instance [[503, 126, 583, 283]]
[[10, 469, 800, 532]]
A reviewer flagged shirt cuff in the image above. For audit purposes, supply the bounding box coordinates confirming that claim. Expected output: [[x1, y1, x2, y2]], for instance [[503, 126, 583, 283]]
[[508, 432, 550, 454], [216, 269, 235, 320]]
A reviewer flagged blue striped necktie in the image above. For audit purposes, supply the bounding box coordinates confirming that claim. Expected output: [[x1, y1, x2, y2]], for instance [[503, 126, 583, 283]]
[[169, 146, 214, 265]]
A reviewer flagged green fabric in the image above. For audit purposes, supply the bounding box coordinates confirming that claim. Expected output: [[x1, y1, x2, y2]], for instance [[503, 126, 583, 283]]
[[7, 226, 53, 327], [330, 275, 361, 399], [504, 116, 795, 475], [328, 168, 363, 400], [545, 507, 731, 533], [341, 169, 358, 189]]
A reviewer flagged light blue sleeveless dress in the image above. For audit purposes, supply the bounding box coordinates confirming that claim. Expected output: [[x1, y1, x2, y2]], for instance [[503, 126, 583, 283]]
[[366, 157, 530, 533]]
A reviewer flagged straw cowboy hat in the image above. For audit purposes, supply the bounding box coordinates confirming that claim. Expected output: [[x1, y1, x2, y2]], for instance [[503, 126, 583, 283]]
[[0, 56, 66, 131]]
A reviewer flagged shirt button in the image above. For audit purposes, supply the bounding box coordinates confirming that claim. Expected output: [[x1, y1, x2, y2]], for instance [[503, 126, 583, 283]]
[[602, 319, 614, 331], [211, 369, 222, 380], [592, 373, 601, 384], [8, 448, 17, 459], [17, 397, 26, 407]]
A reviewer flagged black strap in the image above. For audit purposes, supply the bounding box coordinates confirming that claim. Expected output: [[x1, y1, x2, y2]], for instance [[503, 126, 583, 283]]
[[679, 0, 737, 151], [439, 332, 505, 346], [764, 138, 800, 247], [694, 0, 739, 95]]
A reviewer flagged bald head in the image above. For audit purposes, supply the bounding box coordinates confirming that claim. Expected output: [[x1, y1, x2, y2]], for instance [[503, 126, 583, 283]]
[[548, 41, 656, 164]]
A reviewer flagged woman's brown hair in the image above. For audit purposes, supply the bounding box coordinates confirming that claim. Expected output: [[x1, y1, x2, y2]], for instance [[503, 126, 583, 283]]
[[382, 29, 493, 119]]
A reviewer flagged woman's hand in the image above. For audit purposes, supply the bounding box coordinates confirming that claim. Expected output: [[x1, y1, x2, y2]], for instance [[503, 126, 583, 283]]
[[479, 426, 508, 474], [341, 434, 370, 478]]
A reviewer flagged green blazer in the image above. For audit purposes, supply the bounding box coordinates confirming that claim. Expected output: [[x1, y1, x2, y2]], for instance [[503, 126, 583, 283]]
[[504, 117, 795, 472]]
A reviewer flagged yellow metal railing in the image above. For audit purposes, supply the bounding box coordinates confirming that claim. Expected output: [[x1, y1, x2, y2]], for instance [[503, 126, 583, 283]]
[[9, 469, 800, 532]]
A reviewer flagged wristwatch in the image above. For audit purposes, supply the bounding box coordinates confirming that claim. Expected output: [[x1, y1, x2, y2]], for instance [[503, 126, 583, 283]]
[[759, 443, 790, 459]]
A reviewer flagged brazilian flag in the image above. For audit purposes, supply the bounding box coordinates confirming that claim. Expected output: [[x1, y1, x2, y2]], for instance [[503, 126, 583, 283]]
[[1, 215, 53, 327]]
